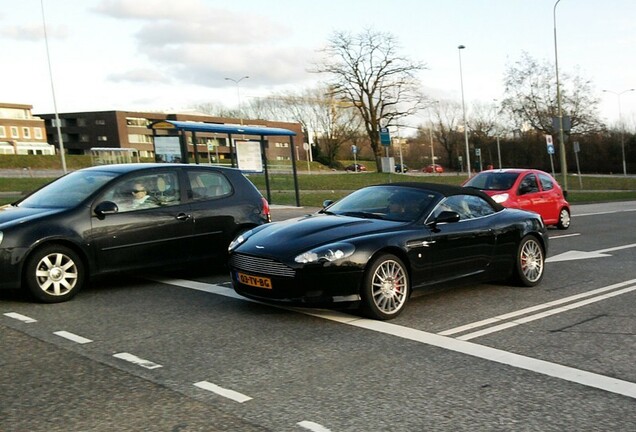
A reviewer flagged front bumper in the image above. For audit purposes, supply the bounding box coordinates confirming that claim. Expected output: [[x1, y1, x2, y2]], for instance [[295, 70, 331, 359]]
[[0, 248, 24, 290], [229, 254, 364, 307]]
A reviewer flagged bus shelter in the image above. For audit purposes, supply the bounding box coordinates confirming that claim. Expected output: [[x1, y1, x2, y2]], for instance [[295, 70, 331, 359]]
[[148, 120, 300, 207]]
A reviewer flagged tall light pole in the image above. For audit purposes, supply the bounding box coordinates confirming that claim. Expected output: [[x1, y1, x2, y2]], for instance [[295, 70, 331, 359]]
[[603, 88, 635, 176], [553, 0, 567, 192], [492, 99, 502, 169], [40, 0, 66, 173], [458, 45, 471, 177], [224, 75, 249, 124], [427, 100, 439, 167]]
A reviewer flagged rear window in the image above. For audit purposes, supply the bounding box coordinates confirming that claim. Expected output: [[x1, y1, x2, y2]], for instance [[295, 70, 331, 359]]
[[465, 172, 519, 191], [538, 173, 555, 191]]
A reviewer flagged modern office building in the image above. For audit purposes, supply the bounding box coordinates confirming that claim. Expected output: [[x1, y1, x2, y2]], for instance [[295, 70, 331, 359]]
[[0, 103, 55, 155], [35, 109, 305, 163]]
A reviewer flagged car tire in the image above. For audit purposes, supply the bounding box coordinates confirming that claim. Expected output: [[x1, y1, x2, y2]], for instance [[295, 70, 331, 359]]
[[24, 245, 84, 303], [557, 208, 570, 230], [512, 236, 545, 287], [360, 254, 410, 320]]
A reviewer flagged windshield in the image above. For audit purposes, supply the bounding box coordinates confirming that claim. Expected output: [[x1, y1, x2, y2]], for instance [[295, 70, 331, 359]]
[[325, 186, 440, 222], [465, 172, 520, 191], [18, 170, 118, 208]]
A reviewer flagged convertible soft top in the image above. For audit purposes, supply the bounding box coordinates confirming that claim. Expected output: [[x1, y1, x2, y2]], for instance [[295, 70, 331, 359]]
[[377, 182, 504, 211]]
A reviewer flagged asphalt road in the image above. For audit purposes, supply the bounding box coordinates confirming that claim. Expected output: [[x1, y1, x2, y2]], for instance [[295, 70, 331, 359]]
[[2, 201, 636, 431]]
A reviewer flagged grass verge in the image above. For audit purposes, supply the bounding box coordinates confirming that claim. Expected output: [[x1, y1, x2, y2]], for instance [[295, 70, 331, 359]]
[[2, 173, 636, 207]]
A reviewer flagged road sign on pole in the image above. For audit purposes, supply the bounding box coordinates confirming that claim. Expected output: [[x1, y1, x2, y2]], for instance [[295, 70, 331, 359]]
[[380, 127, 391, 146], [545, 135, 555, 155]]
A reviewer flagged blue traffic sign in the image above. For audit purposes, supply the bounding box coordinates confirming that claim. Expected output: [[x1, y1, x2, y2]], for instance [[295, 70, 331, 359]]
[[380, 127, 391, 146]]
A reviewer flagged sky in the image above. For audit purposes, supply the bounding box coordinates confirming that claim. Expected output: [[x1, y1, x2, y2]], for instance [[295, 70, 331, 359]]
[[2, 0, 635, 128]]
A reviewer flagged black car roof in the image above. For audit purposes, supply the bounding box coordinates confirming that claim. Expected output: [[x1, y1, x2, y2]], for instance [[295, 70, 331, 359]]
[[78, 163, 239, 174], [374, 182, 504, 210]]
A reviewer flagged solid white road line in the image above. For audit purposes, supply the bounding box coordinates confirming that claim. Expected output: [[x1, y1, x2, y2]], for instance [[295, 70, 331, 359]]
[[3, 312, 37, 323], [53, 330, 93, 344], [574, 208, 636, 217], [113, 352, 162, 369], [456, 284, 636, 340], [348, 317, 636, 400], [155, 277, 636, 400], [549, 233, 581, 239], [194, 381, 252, 403], [439, 278, 636, 336]]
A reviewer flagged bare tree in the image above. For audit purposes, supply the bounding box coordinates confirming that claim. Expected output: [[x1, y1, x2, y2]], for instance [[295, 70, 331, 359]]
[[313, 29, 428, 171], [501, 52, 603, 135], [191, 102, 237, 118], [425, 100, 464, 170], [245, 86, 365, 166]]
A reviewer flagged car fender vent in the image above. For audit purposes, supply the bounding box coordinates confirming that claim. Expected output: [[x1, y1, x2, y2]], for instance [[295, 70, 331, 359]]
[[230, 254, 296, 278]]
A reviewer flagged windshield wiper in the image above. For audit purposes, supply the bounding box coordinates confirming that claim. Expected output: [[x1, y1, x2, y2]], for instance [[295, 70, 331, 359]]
[[340, 211, 386, 220], [318, 209, 336, 215]]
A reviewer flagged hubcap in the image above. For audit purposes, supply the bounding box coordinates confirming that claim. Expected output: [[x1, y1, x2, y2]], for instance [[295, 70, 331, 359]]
[[520, 240, 543, 282], [560, 209, 570, 227], [371, 260, 408, 314], [35, 253, 78, 296]]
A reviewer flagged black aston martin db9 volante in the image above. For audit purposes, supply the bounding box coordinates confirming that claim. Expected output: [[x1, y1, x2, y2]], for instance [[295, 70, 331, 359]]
[[229, 182, 548, 320]]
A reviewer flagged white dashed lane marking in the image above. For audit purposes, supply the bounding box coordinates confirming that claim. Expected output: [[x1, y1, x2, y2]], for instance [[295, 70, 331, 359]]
[[194, 381, 252, 403], [113, 352, 162, 370], [53, 330, 93, 344], [4, 312, 37, 323]]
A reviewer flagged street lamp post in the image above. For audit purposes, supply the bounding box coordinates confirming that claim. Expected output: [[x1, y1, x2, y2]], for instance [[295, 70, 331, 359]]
[[40, 0, 66, 174], [492, 99, 503, 169], [458, 45, 471, 177], [427, 100, 439, 168], [224, 75, 249, 124], [603, 88, 635, 176], [553, 0, 568, 192]]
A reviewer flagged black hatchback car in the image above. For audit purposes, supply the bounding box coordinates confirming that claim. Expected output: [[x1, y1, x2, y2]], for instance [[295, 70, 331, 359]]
[[0, 163, 270, 303]]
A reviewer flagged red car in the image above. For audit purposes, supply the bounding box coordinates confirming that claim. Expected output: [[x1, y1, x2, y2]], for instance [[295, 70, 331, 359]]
[[423, 164, 444, 173], [345, 163, 367, 172], [463, 168, 571, 229]]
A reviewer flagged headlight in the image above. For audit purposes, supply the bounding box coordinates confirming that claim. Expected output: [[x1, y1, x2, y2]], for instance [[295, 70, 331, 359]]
[[0, 231, 3, 246], [491, 193, 509, 204], [228, 229, 253, 252], [294, 242, 355, 264]]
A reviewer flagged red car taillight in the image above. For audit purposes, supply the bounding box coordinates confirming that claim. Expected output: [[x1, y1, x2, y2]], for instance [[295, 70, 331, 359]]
[[261, 197, 271, 223]]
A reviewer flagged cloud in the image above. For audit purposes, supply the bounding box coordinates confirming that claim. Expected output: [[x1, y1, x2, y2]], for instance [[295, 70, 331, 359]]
[[0, 24, 67, 41], [139, 43, 316, 88], [93, 0, 284, 45], [92, 0, 210, 21], [107, 68, 172, 84], [92, 0, 309, 89]]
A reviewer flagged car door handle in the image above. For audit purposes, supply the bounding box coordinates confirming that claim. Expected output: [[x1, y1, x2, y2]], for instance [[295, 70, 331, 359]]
[[176, 213, 192, 221]]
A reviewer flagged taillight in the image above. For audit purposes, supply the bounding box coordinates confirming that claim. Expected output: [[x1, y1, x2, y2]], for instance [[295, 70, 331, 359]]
[[261, 197, 271, 222]]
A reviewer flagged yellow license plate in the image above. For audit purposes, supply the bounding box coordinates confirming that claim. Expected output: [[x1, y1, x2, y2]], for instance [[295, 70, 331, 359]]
[[238, 272, 272, 289]]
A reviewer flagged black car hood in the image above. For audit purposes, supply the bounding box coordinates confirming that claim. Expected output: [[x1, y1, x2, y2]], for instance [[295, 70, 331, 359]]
[[0, 204, 64, 228], [237, 213, 403, 257]]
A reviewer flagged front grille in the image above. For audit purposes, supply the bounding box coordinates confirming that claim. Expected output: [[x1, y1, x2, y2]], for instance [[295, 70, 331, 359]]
[[230, 253, 296, 278]]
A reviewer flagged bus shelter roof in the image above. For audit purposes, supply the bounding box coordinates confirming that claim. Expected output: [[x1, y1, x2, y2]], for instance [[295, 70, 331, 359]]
[[149, 120, 296, 136]]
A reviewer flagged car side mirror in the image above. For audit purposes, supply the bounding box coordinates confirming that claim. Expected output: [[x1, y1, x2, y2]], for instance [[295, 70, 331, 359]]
[[322, 199, 334, 208], [94, 201, 119, 218], [433, 210, 460, 225]]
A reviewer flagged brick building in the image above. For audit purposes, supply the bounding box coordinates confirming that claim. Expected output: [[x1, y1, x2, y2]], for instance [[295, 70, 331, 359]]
[[35, 110, 305, 163], [0, 103, 55, 155]]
